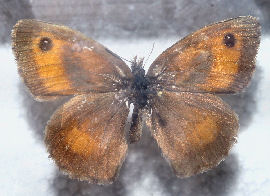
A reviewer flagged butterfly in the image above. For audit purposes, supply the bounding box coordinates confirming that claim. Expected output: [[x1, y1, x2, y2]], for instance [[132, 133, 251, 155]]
[[12, 16, 260, 184]]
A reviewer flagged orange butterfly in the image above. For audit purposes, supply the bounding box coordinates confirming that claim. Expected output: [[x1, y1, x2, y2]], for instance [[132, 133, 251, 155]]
[[12, 16, 260, 184]]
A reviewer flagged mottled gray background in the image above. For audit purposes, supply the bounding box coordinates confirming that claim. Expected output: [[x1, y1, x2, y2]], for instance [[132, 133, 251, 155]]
[[1, 0, 270, 195]]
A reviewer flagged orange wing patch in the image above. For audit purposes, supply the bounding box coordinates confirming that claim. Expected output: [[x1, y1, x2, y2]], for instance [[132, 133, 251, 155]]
[[202, 30, 242, 90], [186, 113, 219, 148], [32, 32, 72, 94], [65, 127, 98, 156]]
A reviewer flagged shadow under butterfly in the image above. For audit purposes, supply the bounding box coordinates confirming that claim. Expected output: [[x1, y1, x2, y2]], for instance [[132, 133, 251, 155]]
[[12, 16, 260, 184]]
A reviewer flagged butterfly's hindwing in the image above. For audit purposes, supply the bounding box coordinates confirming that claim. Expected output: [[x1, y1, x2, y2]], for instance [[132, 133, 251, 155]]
[[147, 91, 238, 177], [45, 93, 129, 184]]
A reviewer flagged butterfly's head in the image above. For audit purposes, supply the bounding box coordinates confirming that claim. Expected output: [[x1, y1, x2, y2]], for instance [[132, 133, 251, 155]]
[[131, 57, 145, 76]]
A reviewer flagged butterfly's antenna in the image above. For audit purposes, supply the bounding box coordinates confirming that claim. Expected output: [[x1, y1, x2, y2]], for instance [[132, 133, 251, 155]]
[[143, 42, 155, 68], [119, 55, 133, 64], [105, 48, 133, 64]]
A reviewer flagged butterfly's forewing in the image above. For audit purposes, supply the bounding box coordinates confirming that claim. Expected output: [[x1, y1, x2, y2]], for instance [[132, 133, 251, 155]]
[[45, 93, 129, 184], [147, 91, 238, 177], [147, 16, 260, 93], [12, 19, 132, 101]]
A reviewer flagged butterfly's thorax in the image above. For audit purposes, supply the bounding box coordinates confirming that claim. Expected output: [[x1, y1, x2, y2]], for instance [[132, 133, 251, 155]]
[[129, 60, 153, 109]]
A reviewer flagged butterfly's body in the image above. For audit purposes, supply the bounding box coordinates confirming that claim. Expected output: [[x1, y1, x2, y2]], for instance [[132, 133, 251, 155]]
[[12, 16, 260, 184], [119, 59, 153, 142]]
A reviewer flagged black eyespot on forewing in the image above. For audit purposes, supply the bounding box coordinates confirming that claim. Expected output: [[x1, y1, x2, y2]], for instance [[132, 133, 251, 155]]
[[39, 37, 53, 51], [223, 33, 236, 48]]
